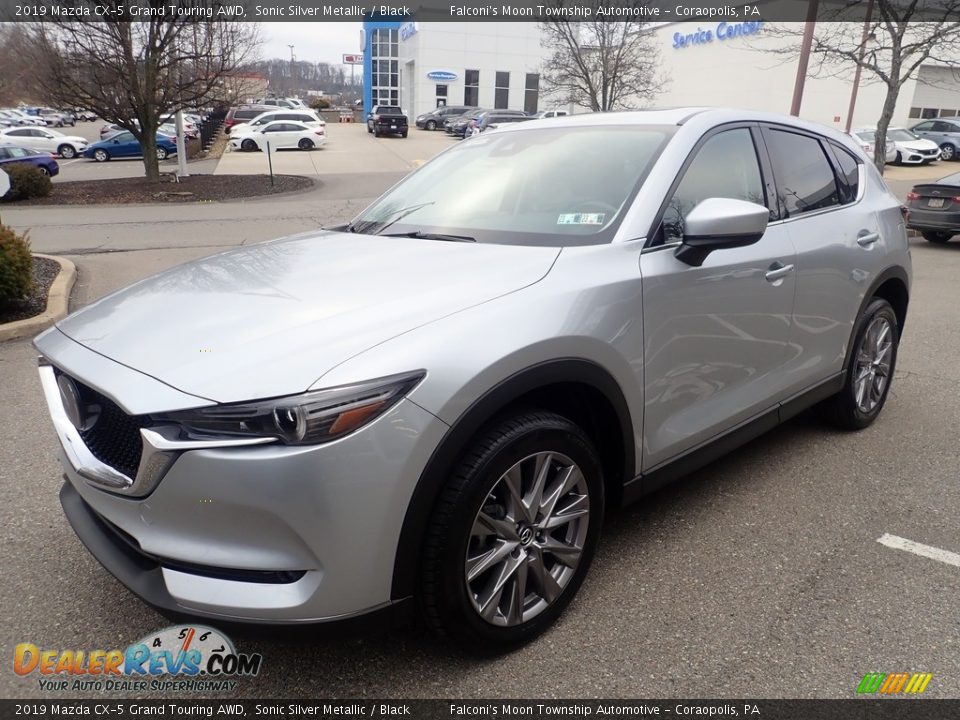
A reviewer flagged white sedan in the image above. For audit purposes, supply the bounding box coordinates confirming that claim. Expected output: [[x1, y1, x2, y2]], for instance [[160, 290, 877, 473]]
[[886, 127, 941, 165], [850, 129, 896, 164], [229, 120, 326, 152], [0, 126, 88, 158]]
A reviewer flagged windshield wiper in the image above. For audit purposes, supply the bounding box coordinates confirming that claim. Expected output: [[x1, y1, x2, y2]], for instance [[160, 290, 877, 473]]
[[350, 201, 436, 235], [381, 231, 476, 243]]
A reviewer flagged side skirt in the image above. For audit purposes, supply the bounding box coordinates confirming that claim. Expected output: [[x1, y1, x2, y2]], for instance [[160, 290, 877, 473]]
[[621, 373, 844, 505]]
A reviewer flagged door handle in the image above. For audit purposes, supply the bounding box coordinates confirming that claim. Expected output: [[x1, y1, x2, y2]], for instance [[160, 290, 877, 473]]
[[765, 262, 795, 282], [857, 231, 880, 247]]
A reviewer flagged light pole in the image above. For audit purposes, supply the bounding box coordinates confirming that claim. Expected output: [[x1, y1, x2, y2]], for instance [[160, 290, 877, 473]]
[[844, 0, 877, 133], [288, 45, 296, 97], [790, 0, 820, 116]]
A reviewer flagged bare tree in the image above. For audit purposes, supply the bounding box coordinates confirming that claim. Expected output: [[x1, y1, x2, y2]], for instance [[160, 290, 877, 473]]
[[538, 2, 665, 112], [0, 26, 31, 106], [22, 6, 260, 181], [766, 1, 960, 173]]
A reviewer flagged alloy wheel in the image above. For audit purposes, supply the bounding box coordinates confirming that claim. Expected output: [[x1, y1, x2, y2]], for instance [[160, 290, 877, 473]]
[[464, 451, 589, 627], [941, 144, 956, 161], [853, 315, 893, 413]]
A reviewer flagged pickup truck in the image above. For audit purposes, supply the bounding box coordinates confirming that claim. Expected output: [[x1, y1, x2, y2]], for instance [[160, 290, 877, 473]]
[[367, 105, 408, 138]]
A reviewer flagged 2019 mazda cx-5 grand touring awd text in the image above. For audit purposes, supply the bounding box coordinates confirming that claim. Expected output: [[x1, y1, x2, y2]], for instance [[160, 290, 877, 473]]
[[36, 108, 910, 651]]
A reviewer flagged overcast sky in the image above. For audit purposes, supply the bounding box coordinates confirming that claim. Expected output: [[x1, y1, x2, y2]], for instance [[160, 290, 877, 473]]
[[261, 23, 363, 65]]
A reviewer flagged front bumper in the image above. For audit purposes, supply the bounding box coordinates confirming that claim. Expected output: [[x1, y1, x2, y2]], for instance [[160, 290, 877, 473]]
[[42, 360, 449, 623]]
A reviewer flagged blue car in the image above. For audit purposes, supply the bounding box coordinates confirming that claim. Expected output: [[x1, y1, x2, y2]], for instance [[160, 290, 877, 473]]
[[83, 131, 177, 162], [0, 143, 60, 176]]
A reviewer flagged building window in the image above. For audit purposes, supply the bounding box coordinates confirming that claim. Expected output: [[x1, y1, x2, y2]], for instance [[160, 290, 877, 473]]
[[371, 28, 400, 108], [495, 71, 510, 109], [524, 73, 540, 114], [464, 69, 479, 107], [921, 108, 938, 118], [909, 107, 921, 118]]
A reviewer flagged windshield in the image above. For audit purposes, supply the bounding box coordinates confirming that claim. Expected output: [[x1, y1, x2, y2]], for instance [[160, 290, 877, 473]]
[[889, 128, 919, 141], [854, 131, 876, 143], [352, 125, 675, 246]]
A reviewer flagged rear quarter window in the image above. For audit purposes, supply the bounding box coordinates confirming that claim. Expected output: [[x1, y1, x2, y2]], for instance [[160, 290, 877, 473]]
[[830, 144, 861, 204], [765, 129, 840, 217]]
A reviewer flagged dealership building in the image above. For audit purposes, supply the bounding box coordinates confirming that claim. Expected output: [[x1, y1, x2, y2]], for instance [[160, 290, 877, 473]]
[[360, 18, 960, 129]]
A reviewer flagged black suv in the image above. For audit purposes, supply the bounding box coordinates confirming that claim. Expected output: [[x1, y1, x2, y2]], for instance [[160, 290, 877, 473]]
[[415, 106, 476, 131], [367, 106, 408, 138]]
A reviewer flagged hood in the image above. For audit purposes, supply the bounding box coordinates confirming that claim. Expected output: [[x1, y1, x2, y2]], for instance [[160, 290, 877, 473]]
[[54, 231, 560, 404], [898, 138, 939, 150]]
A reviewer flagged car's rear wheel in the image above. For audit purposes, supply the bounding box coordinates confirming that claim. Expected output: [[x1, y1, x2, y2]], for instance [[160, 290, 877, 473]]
[[816, 297, 899, 430], [922, 231, 953, 243], [426, 120, 437, 131], [58, 144, 76, 159], [298, 138, 314, 150], [240, 139, 257, 152], [156, 147, 168, 160], [37, 166, 50, 176], [421, 410, 604, 652], [93, 149, 109, 162], [940, 144, 956, 161]]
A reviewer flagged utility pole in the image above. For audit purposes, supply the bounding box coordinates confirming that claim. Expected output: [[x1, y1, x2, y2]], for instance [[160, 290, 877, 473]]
[[844, 0, 876, 132], [790, 0, 819, 116]]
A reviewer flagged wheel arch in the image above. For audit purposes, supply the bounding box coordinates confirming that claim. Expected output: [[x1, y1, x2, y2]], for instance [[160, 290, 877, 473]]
[[390, 358, 634, 601], [844, 266, 909, 372]]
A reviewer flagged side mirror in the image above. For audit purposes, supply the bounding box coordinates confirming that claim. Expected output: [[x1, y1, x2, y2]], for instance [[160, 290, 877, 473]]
[[674, 198, 769, 267]]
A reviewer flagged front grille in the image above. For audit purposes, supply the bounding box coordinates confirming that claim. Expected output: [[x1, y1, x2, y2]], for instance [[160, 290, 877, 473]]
[[69, 377, 150, 479]]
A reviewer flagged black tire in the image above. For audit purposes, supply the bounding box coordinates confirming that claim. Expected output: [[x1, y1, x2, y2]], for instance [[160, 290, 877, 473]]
[[298, 138, 314, 150], [922, 231, 953, 243], [426, 120, 437, 131], [37, 166, 50, 176], [367, 124, 373, 134], [420, 410, 604, 652], [58, 144, 76, 159], [92, 149, 109, 162], [401, 131, 408, 138], [816, 297, 899, 430], [894, 151, 903, 165], [373, 127, 380, 137], [940, 144, 956, 161], [240, 139, 257, 152]]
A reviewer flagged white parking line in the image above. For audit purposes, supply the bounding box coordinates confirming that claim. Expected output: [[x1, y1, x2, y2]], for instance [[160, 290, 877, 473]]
[[877, 533, 960, 568]]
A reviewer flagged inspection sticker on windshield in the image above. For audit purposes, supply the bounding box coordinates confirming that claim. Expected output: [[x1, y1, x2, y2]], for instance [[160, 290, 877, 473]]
[[557, 213, 605, 225]]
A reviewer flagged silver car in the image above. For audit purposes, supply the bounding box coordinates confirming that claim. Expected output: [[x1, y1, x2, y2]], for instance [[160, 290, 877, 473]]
[[35, 108, 910, 651], [909, 118, 960, 162]]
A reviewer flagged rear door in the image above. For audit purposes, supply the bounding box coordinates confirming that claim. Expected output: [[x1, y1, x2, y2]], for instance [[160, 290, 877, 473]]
[[639, 124, 797, 470], [760, 125, 879, 396]]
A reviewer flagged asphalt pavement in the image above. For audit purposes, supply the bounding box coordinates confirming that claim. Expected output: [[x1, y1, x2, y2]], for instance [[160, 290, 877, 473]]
[[1, 136, 958, 700]]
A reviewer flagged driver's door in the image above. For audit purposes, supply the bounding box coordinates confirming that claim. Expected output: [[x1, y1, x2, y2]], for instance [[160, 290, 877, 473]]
[[639, 125, 797, 471]]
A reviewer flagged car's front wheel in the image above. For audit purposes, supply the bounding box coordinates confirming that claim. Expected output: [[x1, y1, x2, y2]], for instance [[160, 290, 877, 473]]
[[58, 144, 76, 159], [922, 231, 953, 243], [426, 120, 437, 130], [240, 139, 257, 152], [421, 410, 604, 652], [817, 297, 899, 430]]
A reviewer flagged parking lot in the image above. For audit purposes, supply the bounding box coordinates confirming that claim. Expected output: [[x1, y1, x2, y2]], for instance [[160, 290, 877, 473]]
[[1, 126, 959, 700]]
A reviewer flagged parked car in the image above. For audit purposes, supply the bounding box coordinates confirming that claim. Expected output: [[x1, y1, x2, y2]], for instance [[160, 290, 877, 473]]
[[253, 97, 301, 109], [37, 108, 75, 127], [73, 108, 98, 122], [367, 105, 408, 137], [885, 127, 941, 165], [159, 116, 200, 139], [450, 109, 530, 138], [850, 129, 896, 164], [223, 105, 275, 133], [415, 106, 477, 131], [35, 108, 911, 651], [229, 109, 324, 137], [445, 108, 489, 135], [82, 131, 177, 162], [0, 126, 88, 158], [909, 118, 960, 161], [229, 120, 326, 151], [0, 143, 59, 176], [904, 170, 960, 243], [4, 109, 45, 126], [476, 112, 534, 135], [530, 109, 569, 119]]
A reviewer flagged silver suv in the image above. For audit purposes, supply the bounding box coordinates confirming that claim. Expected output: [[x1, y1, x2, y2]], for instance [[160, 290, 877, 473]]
[[909, 118, 960, 161], [36, 108, 910, 651]]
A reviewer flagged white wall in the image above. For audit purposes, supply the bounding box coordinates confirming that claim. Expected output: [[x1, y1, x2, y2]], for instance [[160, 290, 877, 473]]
[[399, 23, 552, 118]]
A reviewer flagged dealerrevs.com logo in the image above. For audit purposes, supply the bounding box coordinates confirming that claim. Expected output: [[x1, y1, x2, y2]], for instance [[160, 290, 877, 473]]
[[856, 672, 933, 695], [14, 625, 263, 693]]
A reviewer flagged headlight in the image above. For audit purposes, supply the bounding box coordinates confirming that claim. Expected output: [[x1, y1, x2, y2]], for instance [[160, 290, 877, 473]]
[[154, 370, 425, 445]]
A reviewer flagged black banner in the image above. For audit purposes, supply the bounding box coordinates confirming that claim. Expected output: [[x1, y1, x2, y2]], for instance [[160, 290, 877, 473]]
[[1, 0, 958, 23], [4, 700, 960, 720]]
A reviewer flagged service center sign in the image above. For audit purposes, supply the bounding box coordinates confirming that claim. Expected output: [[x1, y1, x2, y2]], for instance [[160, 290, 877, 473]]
[[427, 70, 458, 82], [673, 21, 763, 49]]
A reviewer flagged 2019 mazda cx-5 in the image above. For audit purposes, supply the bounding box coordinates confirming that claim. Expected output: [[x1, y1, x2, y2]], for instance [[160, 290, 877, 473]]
[[36, 108, 910, 651]]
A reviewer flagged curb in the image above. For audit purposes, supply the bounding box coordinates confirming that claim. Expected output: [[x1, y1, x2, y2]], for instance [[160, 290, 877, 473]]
[[0, 253, 76, 343]]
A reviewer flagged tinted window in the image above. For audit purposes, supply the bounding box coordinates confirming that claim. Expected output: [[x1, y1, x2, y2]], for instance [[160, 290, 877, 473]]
[[766, 129, 839, 216], [0, 148, 9, 159], [661, 128, 766, 244], [9, 147, 30, 157], [8, 129, 29, 136], [830, 145, 860, 203]]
